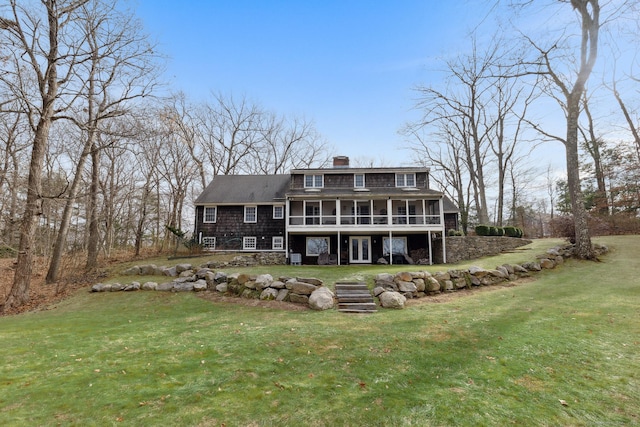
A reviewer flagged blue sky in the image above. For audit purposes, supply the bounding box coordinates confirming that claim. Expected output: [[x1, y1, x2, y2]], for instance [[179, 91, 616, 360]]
[[133, 0, 500, 166]]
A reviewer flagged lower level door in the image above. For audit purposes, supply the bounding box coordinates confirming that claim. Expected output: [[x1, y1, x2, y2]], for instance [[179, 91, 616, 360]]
[[349, 236, 371, 263]]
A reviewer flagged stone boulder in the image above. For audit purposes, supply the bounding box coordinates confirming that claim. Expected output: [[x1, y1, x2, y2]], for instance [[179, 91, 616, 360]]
[[290, 281, 317, 295], [397, 281, 417, 293], [296, 277, 323, 286], [378, 291, 406, 309], [260, 288, 279, 300], [142, 281, 158, 291], [308, 287, 335, 310], [193, 280, 208, 292], [255, 274, 274, 289], [175, 263, 192, 274]]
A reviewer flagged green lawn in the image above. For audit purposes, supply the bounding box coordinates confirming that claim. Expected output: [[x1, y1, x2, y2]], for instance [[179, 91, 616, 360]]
[[1, 236, 638, 426]]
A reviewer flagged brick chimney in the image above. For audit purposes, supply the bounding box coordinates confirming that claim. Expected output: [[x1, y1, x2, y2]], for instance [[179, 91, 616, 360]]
[[333, 156, 350, 168]]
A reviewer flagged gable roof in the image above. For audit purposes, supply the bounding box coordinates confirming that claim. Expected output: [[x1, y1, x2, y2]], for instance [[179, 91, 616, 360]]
[[195, 175, 289, 205]]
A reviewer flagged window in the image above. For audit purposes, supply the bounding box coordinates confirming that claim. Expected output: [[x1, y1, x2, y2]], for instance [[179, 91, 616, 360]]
[[243, 236, 257, 250], [273, 205, 284, 219], [383, 237, 407, 256], [354, 173, 365, 188], [202, 237, 216, 250], [304, 174, 323, 188], [396, 173, 416, 187], [305, 203, 320, 225], [203, 206, 216, 223], [244, 205, 257, 223], [306, 237, 329, 256], [272, 236, 284, 250]]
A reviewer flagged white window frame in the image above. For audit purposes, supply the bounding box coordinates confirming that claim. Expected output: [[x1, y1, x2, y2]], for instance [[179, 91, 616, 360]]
[[304, 174, 324, 188], [244, 205, 257, 223], [396, 173, 416, 188], [202, 237, 216, 250], [273, 205, 284, 219], [354, 173, 365, 188], [383, 237, 407, 256], [272, 236, 284, 250], [306, 236, 329, 256], [243, 236, 257, 250], [203, 206, 217, 223]]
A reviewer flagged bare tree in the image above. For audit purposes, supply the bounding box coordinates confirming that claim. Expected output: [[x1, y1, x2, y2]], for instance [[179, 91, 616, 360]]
[[0, 0, 90, 312], [407, 35, 534, 228], [45, 0, 160, 281]]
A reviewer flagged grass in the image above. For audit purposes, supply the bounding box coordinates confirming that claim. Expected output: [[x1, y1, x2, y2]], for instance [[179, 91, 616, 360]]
[[0, 236, 638, 426]]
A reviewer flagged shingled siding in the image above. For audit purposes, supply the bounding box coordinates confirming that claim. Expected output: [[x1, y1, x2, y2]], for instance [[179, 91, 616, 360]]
[[195, 205, 285, 251], [290, 171, 429, 189]]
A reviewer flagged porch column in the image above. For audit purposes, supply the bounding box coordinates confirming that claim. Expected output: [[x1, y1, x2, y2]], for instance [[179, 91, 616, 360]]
[[428, 231, 433, 265], [337, 230, 341, 266], [336, 199, 341, 225], [388, 230, 393, 265], [285, 198, 290, 260], [439, 196, 447, 263]]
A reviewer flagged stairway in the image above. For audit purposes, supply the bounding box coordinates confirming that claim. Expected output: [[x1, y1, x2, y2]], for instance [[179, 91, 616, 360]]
[[334, 282, 377, 313]]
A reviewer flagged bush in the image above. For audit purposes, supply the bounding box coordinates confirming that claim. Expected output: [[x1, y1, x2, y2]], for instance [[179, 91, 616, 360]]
[[503, 226, 517, 237], [475, 225, 490, 236]]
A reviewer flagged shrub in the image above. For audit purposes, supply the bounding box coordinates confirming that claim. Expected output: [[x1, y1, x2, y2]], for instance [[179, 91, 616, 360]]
[[503, 226, 518, 237], [475, 225, 490, 236]]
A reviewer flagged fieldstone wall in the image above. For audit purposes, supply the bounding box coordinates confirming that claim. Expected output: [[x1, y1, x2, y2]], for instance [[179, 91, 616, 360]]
[[92, 242, 607, 311], [440, 236, 532, 264], [374, 243, 608, 308], [93, 261, 332, 310]]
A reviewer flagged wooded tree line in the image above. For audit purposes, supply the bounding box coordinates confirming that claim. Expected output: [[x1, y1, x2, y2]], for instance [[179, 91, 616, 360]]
[[1, 0, 638, 312], [0, 0, 331, 312], [404, 0, 640, 257]]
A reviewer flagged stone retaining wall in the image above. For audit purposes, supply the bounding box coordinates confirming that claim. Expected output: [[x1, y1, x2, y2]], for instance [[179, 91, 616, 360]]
[[441, 236, 532, 264], [92, 243, 608, 311]]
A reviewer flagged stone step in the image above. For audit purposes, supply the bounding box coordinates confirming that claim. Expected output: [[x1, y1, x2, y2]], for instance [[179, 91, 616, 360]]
[[334, 281, 376, 313]]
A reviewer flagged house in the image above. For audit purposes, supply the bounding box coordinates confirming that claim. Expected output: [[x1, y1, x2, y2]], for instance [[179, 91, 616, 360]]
[[194, 156, 459, 265]]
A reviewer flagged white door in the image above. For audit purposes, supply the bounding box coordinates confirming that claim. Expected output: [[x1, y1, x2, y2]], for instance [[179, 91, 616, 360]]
[[349, 236, 371, 263]]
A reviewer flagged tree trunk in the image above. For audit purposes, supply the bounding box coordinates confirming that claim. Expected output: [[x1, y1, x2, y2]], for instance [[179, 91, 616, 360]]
[[46, 147, 90, 283], [566, 93, 594, 259], [85, 144, 100, 271], [2, 119, 50, 312]]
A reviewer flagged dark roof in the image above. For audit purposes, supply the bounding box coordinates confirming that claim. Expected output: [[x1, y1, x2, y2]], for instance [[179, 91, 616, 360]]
[[195, 175, 289, 205], [442, 195, 459, 213]]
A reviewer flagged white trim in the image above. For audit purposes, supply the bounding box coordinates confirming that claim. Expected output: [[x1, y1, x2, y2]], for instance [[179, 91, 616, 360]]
[[272, 236, 284, 250], [306, 236, 329, 256], [395, 173, 416, 188], [304, 174, 324, 188], [244, 205, 257, 223], [203, 206, 217, 223], [243, 236, 257, 250], [354, 173, 365, 188], [202, 236, 216, 250], [273, 205, 284, 219]]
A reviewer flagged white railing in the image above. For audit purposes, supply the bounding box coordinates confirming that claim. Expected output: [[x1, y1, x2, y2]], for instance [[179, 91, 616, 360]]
[[289, 214, 441, 226]]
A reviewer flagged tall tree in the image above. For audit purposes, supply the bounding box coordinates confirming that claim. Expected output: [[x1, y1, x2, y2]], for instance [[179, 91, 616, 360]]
[[43, 0, 159, 281], [0, 0, 90, 312], [521, 0, 602, 258]]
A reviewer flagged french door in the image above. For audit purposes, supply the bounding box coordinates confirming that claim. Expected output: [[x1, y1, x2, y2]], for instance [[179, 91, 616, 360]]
[[349, 236, 371, 264]]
